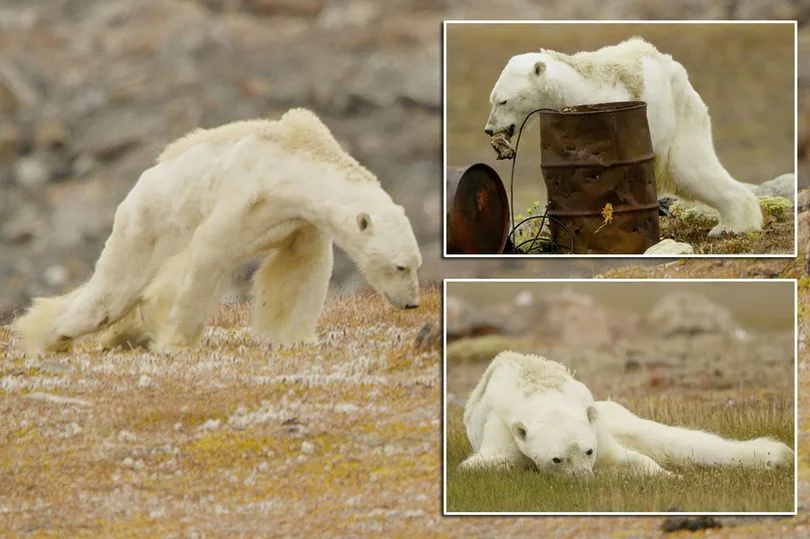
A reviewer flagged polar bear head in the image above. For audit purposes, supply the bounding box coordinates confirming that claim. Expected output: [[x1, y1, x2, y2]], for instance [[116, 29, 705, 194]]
[[511, 404, 599, 477], [484, 52, 558, 138], [350, 206, 422, 310]]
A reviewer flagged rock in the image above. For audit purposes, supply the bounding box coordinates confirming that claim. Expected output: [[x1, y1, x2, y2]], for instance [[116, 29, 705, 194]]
[[33, 119, 70, 151], [644, 238, 694, 255], [13, 154, 50, 188], [798, 189, 810, 213], [43, 265, 69, 287], [414, 320, 441, 350], [661, 515, 722, 533], [445, 335, 534, 364], [0, 123, 21, 165], [753, 173, 795, 201], [0, 204, 45, 244], [647, 292, 738, 338]]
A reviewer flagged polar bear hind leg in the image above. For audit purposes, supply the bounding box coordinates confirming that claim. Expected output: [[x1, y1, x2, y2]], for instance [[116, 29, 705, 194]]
[[665, 133, 763, 236], [13, 210, 159, 355], [595, 400, 793, 469], [251, 224, 333, 345], [97, 250, 188, 350]]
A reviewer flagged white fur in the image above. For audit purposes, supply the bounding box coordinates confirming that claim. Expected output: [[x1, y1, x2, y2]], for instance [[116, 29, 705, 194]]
[[461, 351, 792, 476], [13, 108, 422, 355], [595, 400, 794, 470], [461, 351, 669, 477], [485, 37, 763, 236]]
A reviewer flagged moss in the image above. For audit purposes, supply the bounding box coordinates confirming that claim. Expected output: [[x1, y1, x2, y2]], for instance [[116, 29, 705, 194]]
[[446, 335, 534, 364], [759, 195, 792, 225]]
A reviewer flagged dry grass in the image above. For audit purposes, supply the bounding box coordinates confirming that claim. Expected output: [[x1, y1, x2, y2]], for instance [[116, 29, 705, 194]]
[[445, 396, 795, 513]]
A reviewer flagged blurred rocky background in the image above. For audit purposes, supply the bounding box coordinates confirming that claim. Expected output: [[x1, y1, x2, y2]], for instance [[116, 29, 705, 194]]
[[0, 0, 808, 315], [444, 281, 795, 403]]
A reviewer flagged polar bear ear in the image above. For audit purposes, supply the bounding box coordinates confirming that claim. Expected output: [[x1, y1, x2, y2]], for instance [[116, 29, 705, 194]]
[[511, 421, 528, 441], [586, 406, 598, 424], [533, 61, 546, 77], [356, 212, 372, 233]]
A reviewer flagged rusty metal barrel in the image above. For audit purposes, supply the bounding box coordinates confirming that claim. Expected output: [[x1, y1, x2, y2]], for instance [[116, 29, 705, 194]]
[[539, 101, 660, 254], [446, 163, 510, 254]]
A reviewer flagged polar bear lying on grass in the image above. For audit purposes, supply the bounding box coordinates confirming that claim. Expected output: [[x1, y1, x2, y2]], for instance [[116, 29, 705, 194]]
[[461, 351, 793, 476], [484, 37, 763, 236], [14, 108, 422, 355]]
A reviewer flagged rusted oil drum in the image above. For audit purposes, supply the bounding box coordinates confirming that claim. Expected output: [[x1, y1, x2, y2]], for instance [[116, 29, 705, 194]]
[[539, 101, 660, 254], [446, 163, 510, 254]]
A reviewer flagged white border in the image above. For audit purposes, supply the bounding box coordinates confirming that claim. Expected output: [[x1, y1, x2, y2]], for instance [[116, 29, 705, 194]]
[[442, 20, 799, 258], [441, 278, 799, 516]]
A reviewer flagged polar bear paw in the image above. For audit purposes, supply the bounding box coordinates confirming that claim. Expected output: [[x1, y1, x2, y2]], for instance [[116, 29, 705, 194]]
[[459, 454, 515, 471]]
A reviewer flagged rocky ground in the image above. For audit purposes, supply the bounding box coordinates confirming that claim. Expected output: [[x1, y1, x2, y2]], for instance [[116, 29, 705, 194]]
[[445, 284, 794, 404], [1, 1, 808, 312]]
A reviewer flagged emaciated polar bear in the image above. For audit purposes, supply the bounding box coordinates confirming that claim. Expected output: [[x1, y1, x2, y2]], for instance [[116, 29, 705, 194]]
[[461, 351, 793, 476], [13, 108, 422, 355], [484, 37, 763, 236]]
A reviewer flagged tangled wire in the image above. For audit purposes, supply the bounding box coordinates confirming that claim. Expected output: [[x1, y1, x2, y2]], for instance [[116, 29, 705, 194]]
[[502, 108, 574, 255]]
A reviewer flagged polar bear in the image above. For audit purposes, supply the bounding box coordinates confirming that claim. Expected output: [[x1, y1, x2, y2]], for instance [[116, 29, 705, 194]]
[[460, 351, 793, 475], [13, 108, 422, 356], [461, 351, 670, 476], [484, 37, 763, 236]]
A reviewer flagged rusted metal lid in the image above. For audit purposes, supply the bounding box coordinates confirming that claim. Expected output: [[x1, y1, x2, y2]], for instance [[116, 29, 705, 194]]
[[446, 163, 510, 254]]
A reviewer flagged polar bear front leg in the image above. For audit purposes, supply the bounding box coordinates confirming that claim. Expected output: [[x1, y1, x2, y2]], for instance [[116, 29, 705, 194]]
[[251, 224, 333, 345], [459, 413, 532, 471], [152, 213, 239, 352]]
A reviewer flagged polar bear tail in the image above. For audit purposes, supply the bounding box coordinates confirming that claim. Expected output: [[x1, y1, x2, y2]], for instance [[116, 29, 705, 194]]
[[596, 400, 793, 469], [11, 288, 83, 356]]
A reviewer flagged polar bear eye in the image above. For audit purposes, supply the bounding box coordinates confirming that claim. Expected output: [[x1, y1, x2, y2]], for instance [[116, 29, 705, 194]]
[[586, 449, 593, 456], [552, 457, 561, 464], [395, 265, 407, 272], [498, 99, 508, 106]]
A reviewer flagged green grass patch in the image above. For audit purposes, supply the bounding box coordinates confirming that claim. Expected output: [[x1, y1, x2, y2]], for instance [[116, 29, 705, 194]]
[[445, 397, 794, 513]]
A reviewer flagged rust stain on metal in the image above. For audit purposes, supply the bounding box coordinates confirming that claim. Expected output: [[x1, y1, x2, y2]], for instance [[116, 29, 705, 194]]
[[446, 163, 510, 254], [539, 101, 660, 254]]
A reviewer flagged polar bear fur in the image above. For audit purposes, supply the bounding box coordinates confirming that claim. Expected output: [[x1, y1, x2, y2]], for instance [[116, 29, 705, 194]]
[[13, 108, 422, 356], [461, 351, 793, 475], [462, 351, 670, 476], [484, 37, 763, 236]]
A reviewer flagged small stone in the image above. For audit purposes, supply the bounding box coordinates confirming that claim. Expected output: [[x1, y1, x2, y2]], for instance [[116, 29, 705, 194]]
[[199, 419, 220, 431], [14, 155, 49, 187], [644, 238, 694, 255], [43, 265, 69, 288], [301, 441, 316, 454], [137, 374, 154, 388], [118, 430, 137, 443]]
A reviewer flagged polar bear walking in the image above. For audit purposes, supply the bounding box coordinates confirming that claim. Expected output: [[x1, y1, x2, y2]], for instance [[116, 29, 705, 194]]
[[484, 37, 763, 236], [461, 352, 793, 475], [13, 108, 422, 355]]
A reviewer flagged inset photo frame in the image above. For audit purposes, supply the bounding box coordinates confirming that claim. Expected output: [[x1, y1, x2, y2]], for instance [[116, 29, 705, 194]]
[[442, 279, 797, 515], [443, 21, 798, 257]]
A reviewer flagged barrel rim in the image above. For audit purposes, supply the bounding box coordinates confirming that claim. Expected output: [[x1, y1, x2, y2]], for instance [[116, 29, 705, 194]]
[[539, 100, 648, 116]]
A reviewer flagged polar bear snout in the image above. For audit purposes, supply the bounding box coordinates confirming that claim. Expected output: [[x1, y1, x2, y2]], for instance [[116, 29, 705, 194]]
[[483, 123, 515, 138]]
